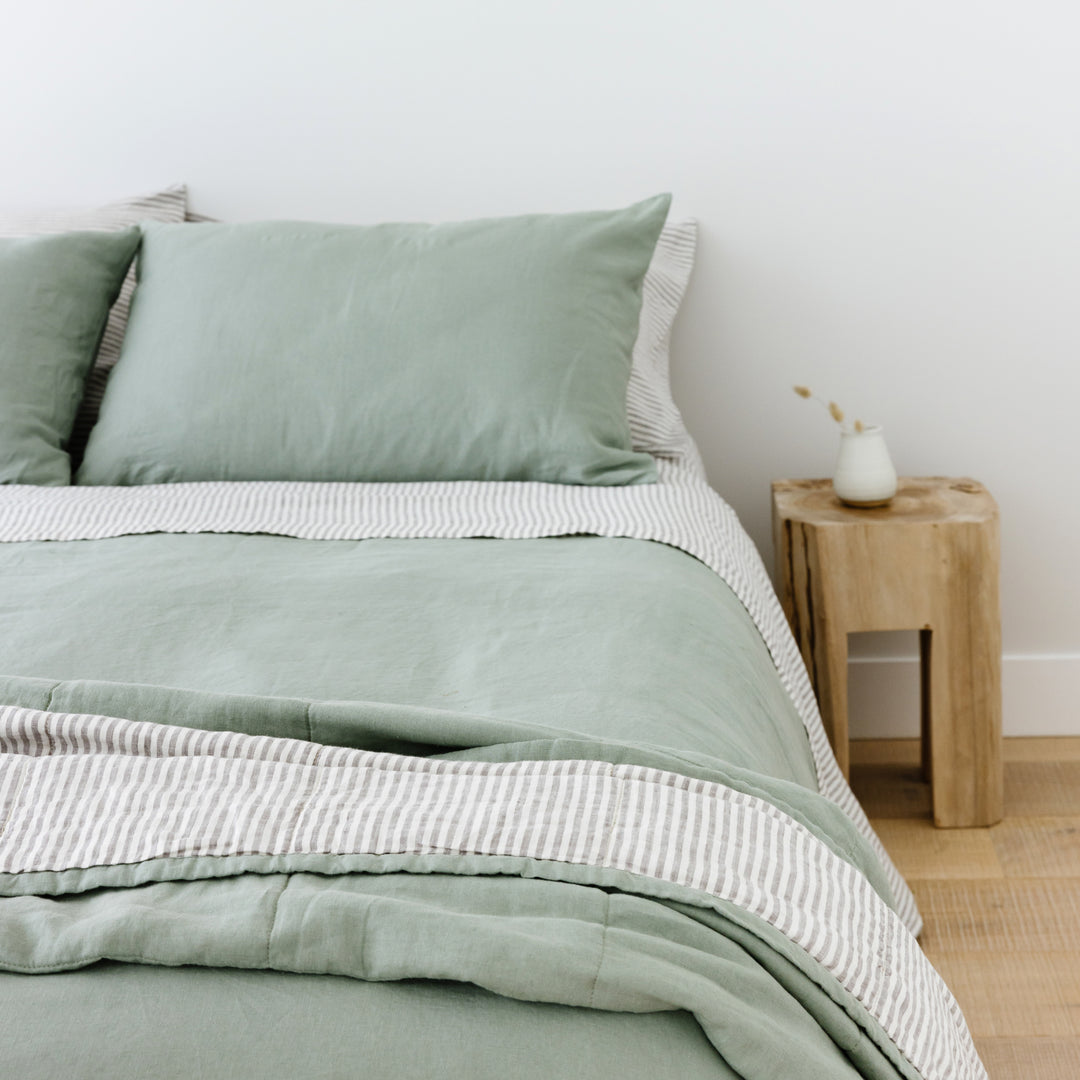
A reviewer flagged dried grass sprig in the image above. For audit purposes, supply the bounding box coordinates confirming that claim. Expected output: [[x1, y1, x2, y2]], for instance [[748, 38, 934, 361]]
[[792, 385, 868, 435]]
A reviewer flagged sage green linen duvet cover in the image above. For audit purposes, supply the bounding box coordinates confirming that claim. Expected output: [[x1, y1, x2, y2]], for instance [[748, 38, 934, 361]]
[[0, 531, 919, 1079], [0, 535, 816, 786]]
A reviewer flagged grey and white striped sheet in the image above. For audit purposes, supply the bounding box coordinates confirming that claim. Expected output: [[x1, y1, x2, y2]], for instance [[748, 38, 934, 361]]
[[0, 460, 920, 938], [0, 186, 189, 458], [626, 219, 703, 467], [0, 705, 985, 1080]]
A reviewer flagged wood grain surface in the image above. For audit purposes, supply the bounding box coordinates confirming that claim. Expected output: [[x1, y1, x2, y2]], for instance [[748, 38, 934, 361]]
[[773, 477, 1002, 826], [851, 737, 1080, 1076]]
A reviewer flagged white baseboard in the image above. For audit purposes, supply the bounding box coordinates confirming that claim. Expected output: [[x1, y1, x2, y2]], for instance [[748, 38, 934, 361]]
[[847, 654, 1080, 738]]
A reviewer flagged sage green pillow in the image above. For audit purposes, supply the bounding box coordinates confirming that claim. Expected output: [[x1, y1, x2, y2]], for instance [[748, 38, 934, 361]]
[[0, 228, 140, 485], [77, 196, 670, 486]]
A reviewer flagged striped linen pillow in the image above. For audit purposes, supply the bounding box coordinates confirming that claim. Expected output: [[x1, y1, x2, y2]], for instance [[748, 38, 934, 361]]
[[0, 186, 188, 463], [628, 219, 700, 468]]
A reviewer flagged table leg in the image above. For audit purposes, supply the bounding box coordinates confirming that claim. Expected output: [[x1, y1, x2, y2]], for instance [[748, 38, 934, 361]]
[[926, 526, 1004, 826], [813, 628, 851, 778]]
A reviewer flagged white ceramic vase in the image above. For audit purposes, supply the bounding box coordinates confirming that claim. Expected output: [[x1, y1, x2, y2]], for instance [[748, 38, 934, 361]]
[[832, 426, 898, 507]]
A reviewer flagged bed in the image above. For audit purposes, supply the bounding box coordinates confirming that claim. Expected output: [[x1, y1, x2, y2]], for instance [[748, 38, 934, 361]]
[[0, 190, 985, 1079]]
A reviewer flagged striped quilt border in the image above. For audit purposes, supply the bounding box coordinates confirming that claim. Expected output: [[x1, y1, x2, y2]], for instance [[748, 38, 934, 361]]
[[0, 462, 919, 937], [0, 705, 982, 1080]]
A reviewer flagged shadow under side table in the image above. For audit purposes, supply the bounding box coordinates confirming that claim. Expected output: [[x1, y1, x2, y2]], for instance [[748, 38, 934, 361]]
[[771, 477, 1003, 827]]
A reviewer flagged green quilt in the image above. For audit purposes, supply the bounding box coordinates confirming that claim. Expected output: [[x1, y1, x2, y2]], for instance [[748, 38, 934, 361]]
[[0, 532, 925, 1079]]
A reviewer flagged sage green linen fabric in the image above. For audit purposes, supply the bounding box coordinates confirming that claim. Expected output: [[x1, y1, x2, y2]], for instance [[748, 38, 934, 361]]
[[1, 965, 737, 1080], [0, 873, 911, 1080], [0, 534, 818, 788], [0, 228, 140, 485], [77, 197, 669, 486], [0, 676, 905, 1078], [0, 532, 916, 1077]]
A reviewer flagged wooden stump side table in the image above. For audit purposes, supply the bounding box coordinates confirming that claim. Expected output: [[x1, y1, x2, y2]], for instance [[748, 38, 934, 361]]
[[771, 477, 1003, 828]]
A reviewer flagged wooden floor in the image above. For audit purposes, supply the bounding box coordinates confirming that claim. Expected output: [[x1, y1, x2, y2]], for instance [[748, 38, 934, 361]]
[[850, 737, 1080, 1079]]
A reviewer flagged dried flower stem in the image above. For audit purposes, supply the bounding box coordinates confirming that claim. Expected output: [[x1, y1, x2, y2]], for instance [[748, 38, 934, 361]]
[[792, 385, 868, 435]]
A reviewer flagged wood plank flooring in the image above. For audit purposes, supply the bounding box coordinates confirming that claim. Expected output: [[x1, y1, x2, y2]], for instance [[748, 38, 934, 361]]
[[850, 738, 1080, 1077]]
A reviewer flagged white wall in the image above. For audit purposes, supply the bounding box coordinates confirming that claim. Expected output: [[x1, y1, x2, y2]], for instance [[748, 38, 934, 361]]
[[3, 1, 1077, 735]]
